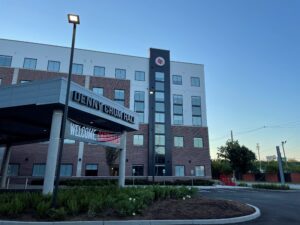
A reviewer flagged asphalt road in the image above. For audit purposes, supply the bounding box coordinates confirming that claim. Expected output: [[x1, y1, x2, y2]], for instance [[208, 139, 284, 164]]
[[200, 188, 300, 225]]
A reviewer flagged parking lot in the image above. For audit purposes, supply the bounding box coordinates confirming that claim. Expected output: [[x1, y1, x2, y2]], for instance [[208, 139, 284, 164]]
[[200, 188, 300, 225]]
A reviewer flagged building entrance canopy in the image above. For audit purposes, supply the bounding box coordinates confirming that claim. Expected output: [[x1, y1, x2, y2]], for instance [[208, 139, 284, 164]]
[[0, 77, 139, 146]]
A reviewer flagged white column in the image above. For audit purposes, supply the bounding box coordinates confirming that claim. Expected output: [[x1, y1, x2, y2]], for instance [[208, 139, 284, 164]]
[[76, 142, 84, 176], [0, 146, 11, 188], [43, 110, 63, 195], [0, 147, 5, 170], [118, 131, 127, 188], [11, 68, 19, 84]]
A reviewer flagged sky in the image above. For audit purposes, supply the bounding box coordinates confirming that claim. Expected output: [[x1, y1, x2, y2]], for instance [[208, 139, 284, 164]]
[[0, 0, 299, 160]]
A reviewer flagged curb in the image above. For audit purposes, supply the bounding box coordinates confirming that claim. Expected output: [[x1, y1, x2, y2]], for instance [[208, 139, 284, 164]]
[[0, 204, 260, 225]]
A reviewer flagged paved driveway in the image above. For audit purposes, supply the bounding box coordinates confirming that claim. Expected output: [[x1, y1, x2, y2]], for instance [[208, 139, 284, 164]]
[[200, 188, 300, 225]]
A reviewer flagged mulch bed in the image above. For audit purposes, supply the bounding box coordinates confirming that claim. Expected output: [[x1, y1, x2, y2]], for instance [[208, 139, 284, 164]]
[[0, 197, 255, 221]]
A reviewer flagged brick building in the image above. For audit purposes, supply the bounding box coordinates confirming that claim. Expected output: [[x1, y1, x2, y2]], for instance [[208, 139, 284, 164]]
[[0, 38, 211, 178]]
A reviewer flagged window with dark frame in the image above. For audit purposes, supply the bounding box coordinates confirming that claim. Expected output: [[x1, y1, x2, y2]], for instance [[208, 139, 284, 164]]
[[94, 66, 105, 76], [115, 68, 126, 79], [172, 75, 182, 85], [114, 89, 125, 106], [135, 71, 145, 81], [191, 96, 201, 126], [173, 94, 183, 125], [0, 55, 12, 67], [23, 58, 37, 70], [191, 77, 200, 87], [72, 63, 83, 75], [134, 91, 145, 123], [47, 60, 60, 72]]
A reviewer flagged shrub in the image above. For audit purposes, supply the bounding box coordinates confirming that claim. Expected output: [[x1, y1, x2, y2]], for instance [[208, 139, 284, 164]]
[[66, 198, 79, 216], [238, 183, 248, 187], [36, 201, 51, 219], [252, 183, 290, 190], [48, 207, 66, 221]]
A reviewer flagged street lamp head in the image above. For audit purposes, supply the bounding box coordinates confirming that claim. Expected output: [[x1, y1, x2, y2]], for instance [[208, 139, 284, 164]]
[[68, 14, 80, 24]]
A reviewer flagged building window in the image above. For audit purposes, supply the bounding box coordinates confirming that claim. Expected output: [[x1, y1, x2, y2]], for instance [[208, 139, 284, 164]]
[[23, 58, 37, 70], [47, 60, 60, 72], [155, 124, 165, 134], [172, 75, 182, 85], [155, 82, 164, 91], [92, 87, 104, 96], [155, 135, 165, 146], [115, 68, 126, 79], [135, 71, 145, 81], [0, 55, 12, 67], [72, 63, 83, 75], [133, 135, 144, 146], [175, 166, 185, 176], [60, 164, 73, 177], [191, 77, 200, 87], [155, 72, 164, 81], [94, 66, 105, 77], [174, 136, 184, 147], [194, 137, 203, 148], [155, 92, 164, 102], [114, 89, 125, 106], [32, 164, 46, 177], [173, 95, 183, 125], [155, 102, 165, 112], [132, 165, 144, 176], [195, 166, 205, 176], [191, 96, 201, 126], [8, 164, 19, 176], [155, 113, 165, 123], [85, 164, 98, 176], [134, 91, 145, 123]]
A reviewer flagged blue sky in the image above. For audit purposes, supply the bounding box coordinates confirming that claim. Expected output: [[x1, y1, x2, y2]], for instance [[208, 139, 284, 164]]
[[1, 0, 299, 160]]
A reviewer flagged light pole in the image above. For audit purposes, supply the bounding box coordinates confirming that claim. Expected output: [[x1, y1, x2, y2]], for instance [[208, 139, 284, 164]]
[[51, 14, 80, 207], [281, 141, 288, 171]]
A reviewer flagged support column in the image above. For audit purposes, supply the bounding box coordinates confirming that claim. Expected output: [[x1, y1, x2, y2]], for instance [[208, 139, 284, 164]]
[[0, 147, 5, 171], [118, 131, 127, 188], [43, 110, 63, 195], [76, 142, 84, 176], [12, 68, 19, 84], [0, 145, 11, 188]]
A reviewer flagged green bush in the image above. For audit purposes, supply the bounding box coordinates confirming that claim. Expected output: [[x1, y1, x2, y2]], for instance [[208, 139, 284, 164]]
[[36, 201, 51, 219], [48, 207, 66, 221], [252, 183, 290, 190], [238, 183, 248, 187]]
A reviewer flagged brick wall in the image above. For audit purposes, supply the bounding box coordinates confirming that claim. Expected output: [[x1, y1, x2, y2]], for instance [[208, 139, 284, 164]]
[[0, 67, 14, 85]]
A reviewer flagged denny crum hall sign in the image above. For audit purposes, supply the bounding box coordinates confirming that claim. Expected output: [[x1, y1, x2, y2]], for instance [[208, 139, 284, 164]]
[[0, 78, 138, 145], [72, 91, 135, 124]]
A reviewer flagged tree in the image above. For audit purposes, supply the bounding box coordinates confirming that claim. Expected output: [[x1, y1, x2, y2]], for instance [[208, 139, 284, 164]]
[[211, 159, 233, 179], [217, 140, 256, 179]]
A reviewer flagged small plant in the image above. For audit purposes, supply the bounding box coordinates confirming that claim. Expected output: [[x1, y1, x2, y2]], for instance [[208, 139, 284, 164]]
[[36, 201, 51, 219], [48, 207, 66, 221], [238, 182, 248, 187]]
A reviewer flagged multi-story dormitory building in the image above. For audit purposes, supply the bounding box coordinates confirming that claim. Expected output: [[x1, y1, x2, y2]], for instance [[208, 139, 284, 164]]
[[0, 38, 211, 179]]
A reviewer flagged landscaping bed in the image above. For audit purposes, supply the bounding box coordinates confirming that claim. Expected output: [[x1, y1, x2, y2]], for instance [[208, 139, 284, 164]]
[[0, 186, 255, 221]]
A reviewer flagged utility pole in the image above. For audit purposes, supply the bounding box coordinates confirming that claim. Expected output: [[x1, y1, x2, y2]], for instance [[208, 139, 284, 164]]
[[281, 141, 288, 171], [257, 143, 262, 172], [231, 130, 234, 142], [276, 146, 285, 185]]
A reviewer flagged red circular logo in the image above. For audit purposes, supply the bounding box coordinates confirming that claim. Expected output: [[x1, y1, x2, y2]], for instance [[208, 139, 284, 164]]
[[155, 57, 165, 66]]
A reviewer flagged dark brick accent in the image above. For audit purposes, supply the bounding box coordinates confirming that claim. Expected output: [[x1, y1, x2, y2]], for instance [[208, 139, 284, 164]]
[[171, 126, 211, 177], [89, 76, 130, 108], [0, 67, 14, 85]]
